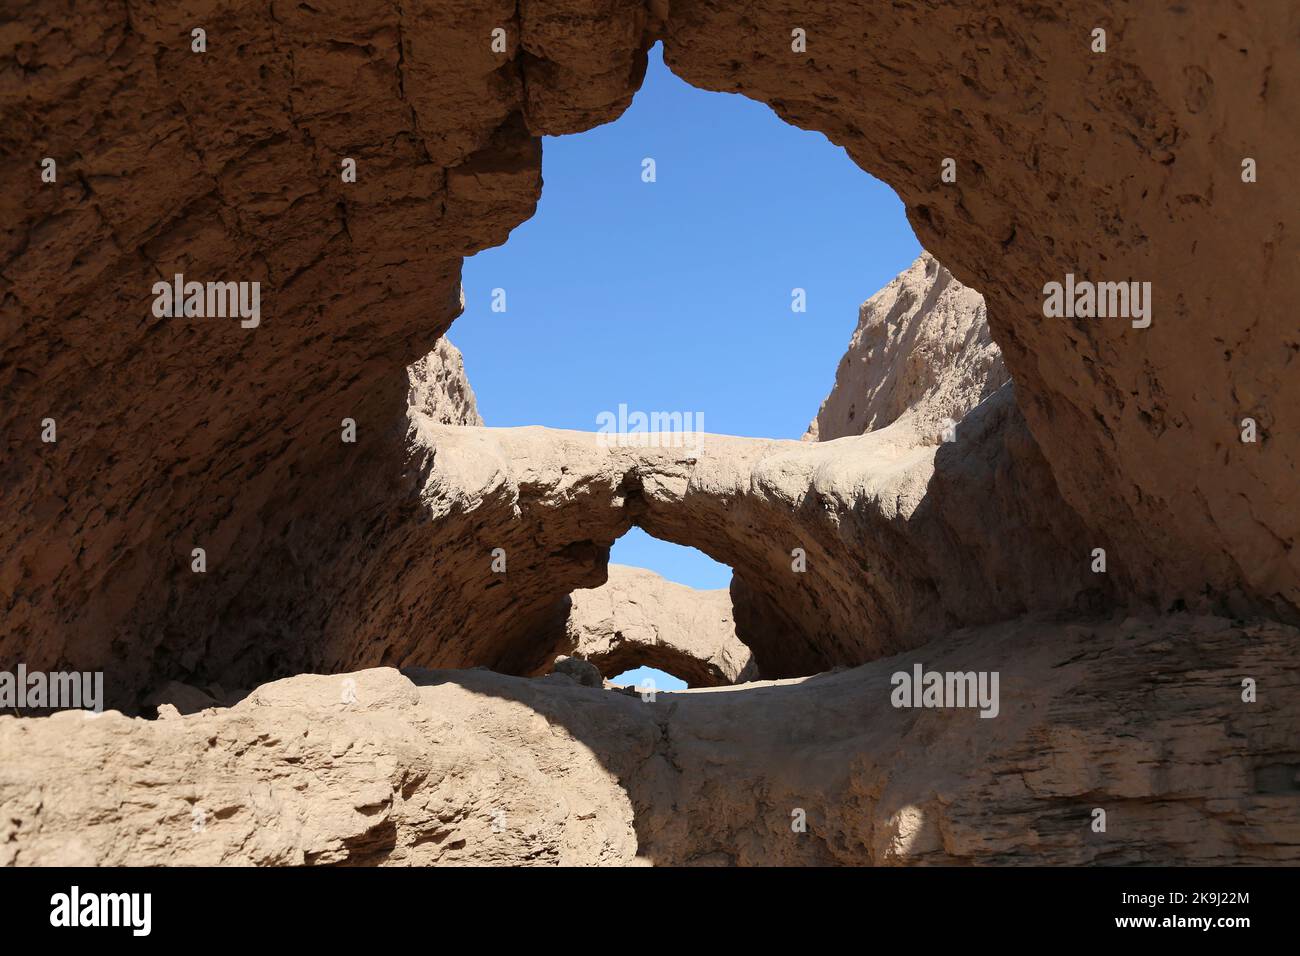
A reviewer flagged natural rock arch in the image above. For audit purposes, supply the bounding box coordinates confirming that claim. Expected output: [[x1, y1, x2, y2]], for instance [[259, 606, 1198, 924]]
[[2, 2, 1294, 705], [1, 2, 1298, 870], [378, 388, 1099, 686], [560, 564, 758, 688]]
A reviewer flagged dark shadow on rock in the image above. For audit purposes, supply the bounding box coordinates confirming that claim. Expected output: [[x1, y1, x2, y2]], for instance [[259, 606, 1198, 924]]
[[400, 612, 1300, 865]]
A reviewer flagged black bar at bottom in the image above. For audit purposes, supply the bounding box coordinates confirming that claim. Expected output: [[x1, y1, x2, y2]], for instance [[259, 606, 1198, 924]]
[[0, 865, 1286, 943]]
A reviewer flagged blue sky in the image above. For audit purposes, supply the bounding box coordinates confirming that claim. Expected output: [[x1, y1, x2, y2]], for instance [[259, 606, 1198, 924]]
[[609, 663, 688, 694], [451, 44, 919, 682]]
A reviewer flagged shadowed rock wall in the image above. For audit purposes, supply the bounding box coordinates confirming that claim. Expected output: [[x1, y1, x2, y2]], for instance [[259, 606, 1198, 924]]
[[2, 2, 1295, 702], [3, 615, 1294, 865], [383, 403, 1103, 682], [662, 0, 1299, 619]]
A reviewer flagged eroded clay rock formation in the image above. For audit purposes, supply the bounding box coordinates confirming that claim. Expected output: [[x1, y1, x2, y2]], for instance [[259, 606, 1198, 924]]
[[374, 249, 1096, 688], [562, 564, 756, 687], [0, 0, 643, 703], [1, 2, 1296, 703], [0, 667, 641, 866], [1, 0, 1295, 872], [661, 2, 1299, 621], [102, 257, 1077, 692], [4, 615, 1295, 866], [407, 337, 483, 427], [380, 402, 1103, 682], [806, 252, 1007, 443]]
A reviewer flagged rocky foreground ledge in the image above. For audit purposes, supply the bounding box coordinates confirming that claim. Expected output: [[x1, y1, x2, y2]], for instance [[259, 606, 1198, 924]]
[[3, 614, 1295, 866]]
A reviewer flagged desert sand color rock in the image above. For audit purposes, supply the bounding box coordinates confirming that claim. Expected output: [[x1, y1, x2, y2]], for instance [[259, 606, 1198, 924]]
[[407, 337, 484, 427], [1, 0, 1297, 871], [806, 252, 1007, 443], [2, 615, 1295, 866], [563, 564, 757, 687], [2, 3, 1295, 702]]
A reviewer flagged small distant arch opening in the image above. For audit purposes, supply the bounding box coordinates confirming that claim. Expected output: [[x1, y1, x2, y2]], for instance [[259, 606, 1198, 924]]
[[560, 528, 758, 688], [609, 665, 689, 693]]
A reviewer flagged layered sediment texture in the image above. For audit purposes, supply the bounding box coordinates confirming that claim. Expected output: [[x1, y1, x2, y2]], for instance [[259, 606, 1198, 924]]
[[805, 252, 1007, 442], [3, 2, 1296, 700], [561, 565, 757, 687], [1, 1, 1297, 867], [393, 389, 1100, 682], [3, 615, 1295, 866]]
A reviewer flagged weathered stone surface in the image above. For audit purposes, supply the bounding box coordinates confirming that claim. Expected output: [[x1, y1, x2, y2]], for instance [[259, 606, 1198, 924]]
[[662, 1, 1300, 621], [3, 616, 1295, 866], [0, 0, 643, 703], [634, 614, 1300, 865], [550, 654, 603, 688], [0, 667, 642, 866], [562, 564, 756, 687], [407, 337, 483, 427], [385, 389, 1102, 682], [2, 1, 1297, 700], [806, 252, 1006, 443]]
